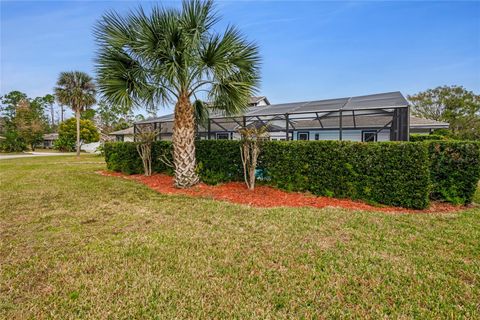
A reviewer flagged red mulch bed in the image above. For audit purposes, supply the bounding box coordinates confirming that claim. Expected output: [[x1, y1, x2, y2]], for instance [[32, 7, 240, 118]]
[[98, 171, 468, 213]]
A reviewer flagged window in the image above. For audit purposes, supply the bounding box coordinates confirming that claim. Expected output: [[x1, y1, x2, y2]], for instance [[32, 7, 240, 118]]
[[298, 132, 309, 141], [314, 133, 320, 140], [116, 135, 124, 142], [362, 131, 377, 142], [216, 133, 229, 140]]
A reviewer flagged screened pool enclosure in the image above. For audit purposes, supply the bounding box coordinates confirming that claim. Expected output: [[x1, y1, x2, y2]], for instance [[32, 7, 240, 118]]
[[134, 91, 410, 142]]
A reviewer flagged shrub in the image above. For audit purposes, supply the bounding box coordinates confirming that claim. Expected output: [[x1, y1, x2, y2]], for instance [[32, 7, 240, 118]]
[[410, 134, 445, 142], [104, 140, 242, 184], [195, 140, 243, 184], [104, 140, 480, 208], [104, 142, 143, 174], [0, 131, 27, 152], [53, 135, 76, 152], [260, 141, 431, 209], [427, 141, 480, 204], [55, 118, 100, 152]]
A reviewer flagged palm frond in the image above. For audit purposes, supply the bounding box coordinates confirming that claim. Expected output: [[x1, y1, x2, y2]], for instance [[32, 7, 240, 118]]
[[94, 0, 260, 118], [193, 99, 209, 126], [198, 26, 261, 115]]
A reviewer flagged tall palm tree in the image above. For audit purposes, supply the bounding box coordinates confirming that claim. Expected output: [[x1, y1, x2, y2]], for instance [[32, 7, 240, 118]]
[[94, 0, 260, 188], [54, 71, 96, 157]]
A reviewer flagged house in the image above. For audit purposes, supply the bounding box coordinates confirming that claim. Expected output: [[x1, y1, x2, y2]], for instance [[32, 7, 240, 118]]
[[109, 127, 134, 142], [42, 133, 58, 148], [409, 116, 450, 134], [248, 96, 270, 107], [133, 91, 449, 142]]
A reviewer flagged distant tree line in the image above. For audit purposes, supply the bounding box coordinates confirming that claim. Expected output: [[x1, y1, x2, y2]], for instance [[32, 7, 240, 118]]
[[0, 91, 52, 151], [0, 87, 145, 152]]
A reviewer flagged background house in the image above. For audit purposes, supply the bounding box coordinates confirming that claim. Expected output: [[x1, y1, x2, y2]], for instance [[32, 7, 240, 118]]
[[109, 127, 134, 142], [42, 133, 58, 148], [409, 117, 450, 134]]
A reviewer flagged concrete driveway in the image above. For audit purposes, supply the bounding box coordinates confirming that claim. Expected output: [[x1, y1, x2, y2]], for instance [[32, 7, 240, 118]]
[[0, 152, 75, 160]]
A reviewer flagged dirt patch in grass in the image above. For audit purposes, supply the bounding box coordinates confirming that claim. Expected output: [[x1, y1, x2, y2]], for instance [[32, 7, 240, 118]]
[[98, 171, 466, 213]]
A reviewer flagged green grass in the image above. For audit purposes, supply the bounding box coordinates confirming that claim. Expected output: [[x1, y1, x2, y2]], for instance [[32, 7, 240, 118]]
[[1, 155, 479, 319], [474, 181, 480, 204]]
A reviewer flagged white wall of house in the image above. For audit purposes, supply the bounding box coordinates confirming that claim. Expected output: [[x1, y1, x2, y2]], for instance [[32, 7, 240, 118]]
[[268, 132, 287, 140], [255, 99, 268, 107], [82, 142, 101, 154], [377, 131, 390, 142], [292, 129, 390, 142], [114, 135, 134, 142], [222, 132, 287, 140], [205, 129, 392, 142]]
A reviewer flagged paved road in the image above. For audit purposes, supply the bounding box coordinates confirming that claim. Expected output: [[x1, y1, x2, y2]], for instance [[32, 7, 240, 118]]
[[0, 152, 76, 160]]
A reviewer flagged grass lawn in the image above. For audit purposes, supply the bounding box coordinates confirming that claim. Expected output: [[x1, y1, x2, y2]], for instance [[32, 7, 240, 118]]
[[1, 155, 479, 318]]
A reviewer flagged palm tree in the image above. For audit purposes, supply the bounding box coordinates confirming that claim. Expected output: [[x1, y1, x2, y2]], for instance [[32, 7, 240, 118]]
[[54, 71, 96, 157], [94, 0, 260, 188]]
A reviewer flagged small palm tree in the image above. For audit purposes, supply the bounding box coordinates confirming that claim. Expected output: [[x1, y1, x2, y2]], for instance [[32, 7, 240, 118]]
[[95, 0, 260, 188], [54, 71, 96, 157]]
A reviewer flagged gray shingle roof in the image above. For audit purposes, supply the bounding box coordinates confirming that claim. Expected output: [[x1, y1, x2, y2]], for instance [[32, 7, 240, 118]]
[[43, 133, 59, 140], [409, 116, 449, 128], [109, 127, 134, 135]]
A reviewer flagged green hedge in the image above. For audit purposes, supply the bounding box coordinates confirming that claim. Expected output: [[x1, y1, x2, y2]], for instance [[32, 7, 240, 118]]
[[260, 141, 431, 209], [410, 134, 445, 142], [427, 141, 480, 204], [104, 140, 242, 184], [195, 140, 243, 184], [104, 142, 143, 174], [104, 140, 480, 209]]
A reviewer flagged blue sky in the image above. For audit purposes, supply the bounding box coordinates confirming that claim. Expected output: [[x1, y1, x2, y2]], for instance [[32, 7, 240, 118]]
[[1, 0, 479, 117]]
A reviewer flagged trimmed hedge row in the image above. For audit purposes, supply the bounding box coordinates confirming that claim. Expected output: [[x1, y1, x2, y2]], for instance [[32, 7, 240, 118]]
[[260, 141, 431, 209], [104, 140, 243, 183], [104, 142, 143, 174], [427, 141, 480, 204], [104, 140, 480, 209]]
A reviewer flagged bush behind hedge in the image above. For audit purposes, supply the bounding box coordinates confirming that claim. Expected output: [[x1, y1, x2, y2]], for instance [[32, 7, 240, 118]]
[[104, 142, 143, 174], [410, 134, 446, 142]]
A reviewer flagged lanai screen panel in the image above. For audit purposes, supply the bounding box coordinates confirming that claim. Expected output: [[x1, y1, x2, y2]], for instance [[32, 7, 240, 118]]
[[343, 92, 409, 110], [133, 91, 410, 141]]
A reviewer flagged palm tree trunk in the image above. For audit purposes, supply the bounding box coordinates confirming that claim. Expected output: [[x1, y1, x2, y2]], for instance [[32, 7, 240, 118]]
[[172, 93, 199, 188], [75, 109, 81, 158], [50, 105, 55, 129]]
